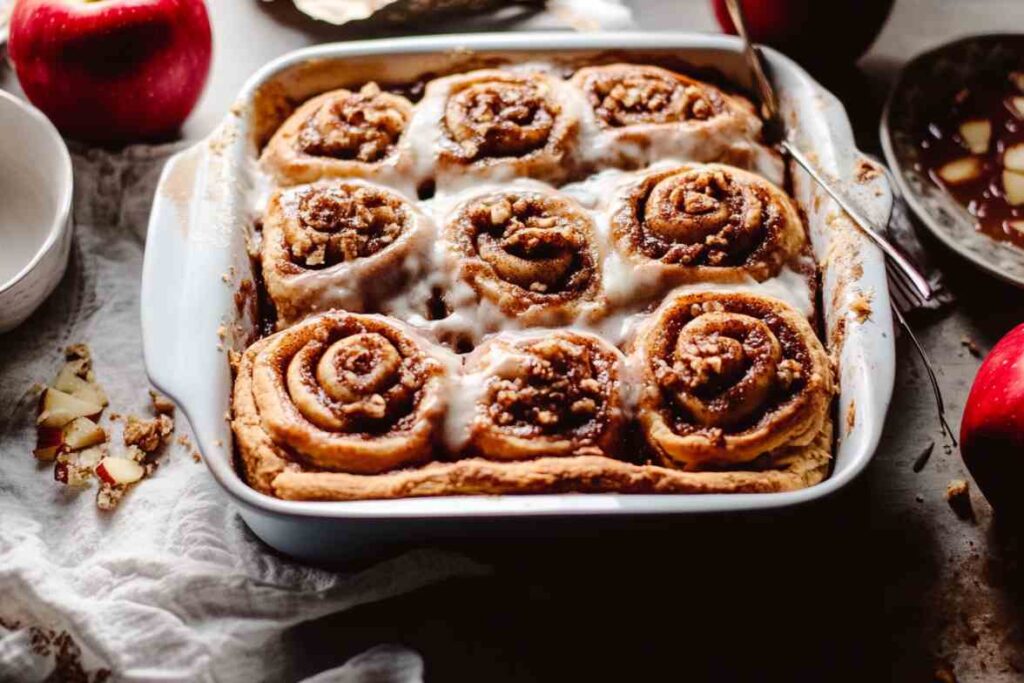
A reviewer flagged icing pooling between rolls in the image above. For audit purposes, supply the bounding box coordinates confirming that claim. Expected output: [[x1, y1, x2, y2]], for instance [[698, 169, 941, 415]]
[[237, 60, 833, 496]]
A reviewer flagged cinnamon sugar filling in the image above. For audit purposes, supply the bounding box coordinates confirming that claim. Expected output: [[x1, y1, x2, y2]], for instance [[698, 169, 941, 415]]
[[583, 68, 719, 127], [298, 83, 409, 162], [444, 78, 558, 160], [287, 185, 408, 268]]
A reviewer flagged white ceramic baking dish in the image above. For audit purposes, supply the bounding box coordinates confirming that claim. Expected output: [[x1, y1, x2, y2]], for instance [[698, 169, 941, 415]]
[[141, 32, 895, 562]]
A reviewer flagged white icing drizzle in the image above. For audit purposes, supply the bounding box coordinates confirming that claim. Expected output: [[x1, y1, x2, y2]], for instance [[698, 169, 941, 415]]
[[248, 59, 819, 386]]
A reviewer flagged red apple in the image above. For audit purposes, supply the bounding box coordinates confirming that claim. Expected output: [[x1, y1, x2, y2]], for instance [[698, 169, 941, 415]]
[[960, 323, 1024, 517], [8, 0, 212, 143], [711, 0, 894, 64]]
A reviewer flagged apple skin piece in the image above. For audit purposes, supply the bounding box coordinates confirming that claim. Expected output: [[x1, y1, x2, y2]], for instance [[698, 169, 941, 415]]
[[961, 323, 1024, 517], [37, 388, 103, 428], [95, 457, 145, 486], [7, 0, 212, 143], [33, 425, 63, 461]]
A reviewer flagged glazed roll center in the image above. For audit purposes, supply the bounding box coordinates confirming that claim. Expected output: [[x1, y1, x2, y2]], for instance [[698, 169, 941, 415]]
[[300, 84, 407, 162], [642, 170, 764, 264], [471, 195, 588, 293], [290, 186, 406, 267], [487, 340, 604, 435], [663, 312, 798, 429], [286, 333, 412, 431], [590, 74, 713, 127], [445, 81, 556, 159]]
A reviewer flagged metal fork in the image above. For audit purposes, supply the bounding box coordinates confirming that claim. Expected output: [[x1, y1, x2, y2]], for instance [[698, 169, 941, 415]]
[[724, 0, 957, 445]]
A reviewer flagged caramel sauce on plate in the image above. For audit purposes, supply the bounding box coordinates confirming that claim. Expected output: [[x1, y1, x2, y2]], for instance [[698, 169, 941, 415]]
[[917, 73, 1024, 248]]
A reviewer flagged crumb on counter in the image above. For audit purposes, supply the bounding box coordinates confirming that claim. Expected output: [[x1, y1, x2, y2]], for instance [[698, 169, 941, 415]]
[[149, 389, 176, 415], [192, 451, 202, 463], [123, 414, 174, 453], [960, 336, 983, 358], [945, 479, 974, 521]]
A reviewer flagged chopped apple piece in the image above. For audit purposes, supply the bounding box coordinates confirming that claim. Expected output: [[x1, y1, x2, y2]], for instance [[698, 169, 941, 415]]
[[61, 417, 106, 451], [37, 388, 103, 428], [1007, 220, 1024, 236], [1004, 170, 1024, 205], [937, 157, 982, 185], [1005, 143, 1024, 173], [54, 363, 108, 407], [34, 426, 63, 461], [77, 446, 106, 469], [959, 119, 992, 154], [95, 457, 144, 486], [1011, 71, 1024, 92], [1009, 96, 1024, 119]]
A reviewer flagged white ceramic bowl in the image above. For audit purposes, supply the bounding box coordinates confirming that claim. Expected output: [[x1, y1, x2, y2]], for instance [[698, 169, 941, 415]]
[[0, 89, 74, 334]]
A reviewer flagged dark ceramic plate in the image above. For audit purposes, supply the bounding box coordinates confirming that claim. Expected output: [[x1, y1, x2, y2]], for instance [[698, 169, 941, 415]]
[[881, 33, 1024, 288]]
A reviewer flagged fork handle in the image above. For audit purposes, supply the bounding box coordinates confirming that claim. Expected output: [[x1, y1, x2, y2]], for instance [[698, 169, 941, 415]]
[[782, 140, 933, 302]]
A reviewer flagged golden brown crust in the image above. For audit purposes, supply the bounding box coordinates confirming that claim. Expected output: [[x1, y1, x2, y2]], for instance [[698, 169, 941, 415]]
[[260, 83, 414, 186], [635, 291, 834, 471], [442, 187, 605, 327], [270, 421, 831, 501], [425, 69, 580, 186], [232, 312, 450, 489], [462, 331, 627, 461], [611, 163, 806, 287], [261, 179, 434, 326]]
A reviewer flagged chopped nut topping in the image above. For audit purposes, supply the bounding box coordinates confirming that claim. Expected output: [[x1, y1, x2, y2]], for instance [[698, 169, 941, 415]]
[[291, 185, 407, 267], [586, 68, 718, 128], [299, 82, 408, 162], [444, 76, 557, 159]]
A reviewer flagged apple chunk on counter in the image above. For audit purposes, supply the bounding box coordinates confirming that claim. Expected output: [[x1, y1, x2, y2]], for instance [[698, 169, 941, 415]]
[[37, 388, 103, 429]]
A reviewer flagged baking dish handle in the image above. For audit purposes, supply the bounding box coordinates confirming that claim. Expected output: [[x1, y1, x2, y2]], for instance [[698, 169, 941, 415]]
[[140, 143, 216, 408]]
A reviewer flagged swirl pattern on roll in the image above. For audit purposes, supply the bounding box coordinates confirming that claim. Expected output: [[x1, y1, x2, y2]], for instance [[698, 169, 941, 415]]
[[425, 69, 580, 185], [262, 180, 433, 326], [464, 331, 626, 460], [232, 312, 448, 487], [443, 188, 603, 326], [636, 291, 833, 470], [573, 63, 724, 128], [261, 83, 414, 185], [570, 64, 766, 171], [611, 163, 806, 283]]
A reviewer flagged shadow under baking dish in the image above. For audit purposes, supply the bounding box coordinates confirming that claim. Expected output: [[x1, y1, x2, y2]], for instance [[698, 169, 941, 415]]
[[141, 32, 895, 562]]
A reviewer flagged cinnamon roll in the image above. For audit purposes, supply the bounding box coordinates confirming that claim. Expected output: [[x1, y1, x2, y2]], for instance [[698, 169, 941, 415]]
[[441, 187, 604, 333], [635, 291, 833, 474], [571, 64, 764, 170], [232, 312, 450, 493], [610, 163, 806, 288], [262, 179, 434, 326], [261, 83, 414, 186], [415, 69, 581, 188], [459, 331, 626, 460]]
